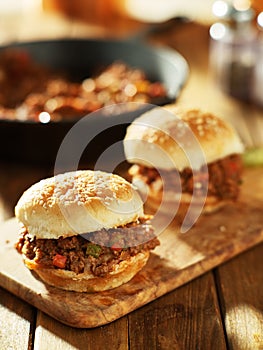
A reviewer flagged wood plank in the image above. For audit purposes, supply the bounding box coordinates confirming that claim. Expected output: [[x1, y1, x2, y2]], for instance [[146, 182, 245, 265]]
[[128, 271, 226, 349], [215, 243, 263, 350], [0, 287, 36, 350], [0, 167, 262, 328], [34, 310, 128, 350]]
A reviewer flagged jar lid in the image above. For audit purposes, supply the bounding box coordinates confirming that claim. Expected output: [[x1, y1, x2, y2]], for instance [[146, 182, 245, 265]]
[[213, 0, 255, 24]]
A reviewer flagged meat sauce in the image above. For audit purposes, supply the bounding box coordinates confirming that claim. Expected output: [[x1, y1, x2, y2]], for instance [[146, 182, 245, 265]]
[[15, 218, 160, 276], [130, 154, 243, 200], [0, 49, 168, 122]]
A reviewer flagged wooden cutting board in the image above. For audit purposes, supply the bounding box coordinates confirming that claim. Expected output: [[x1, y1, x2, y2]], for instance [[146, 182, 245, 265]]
[[0, 167, 262, 328]]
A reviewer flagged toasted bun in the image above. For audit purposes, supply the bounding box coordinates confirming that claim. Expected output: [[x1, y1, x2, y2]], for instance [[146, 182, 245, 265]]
[[15, 170, 143, 239], [124, 106, 244, 171], [145, 188, 229, 216], [24, 251, 149, 292]]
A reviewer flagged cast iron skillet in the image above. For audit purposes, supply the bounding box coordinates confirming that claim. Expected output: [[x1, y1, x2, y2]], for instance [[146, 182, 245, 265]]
[[0, 37, 189, 165]]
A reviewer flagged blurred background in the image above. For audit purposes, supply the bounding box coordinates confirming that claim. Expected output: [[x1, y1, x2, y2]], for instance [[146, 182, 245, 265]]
[[0, 0, 262, 41], [1, 0, 263, 100], [0, 0, 263, 163]]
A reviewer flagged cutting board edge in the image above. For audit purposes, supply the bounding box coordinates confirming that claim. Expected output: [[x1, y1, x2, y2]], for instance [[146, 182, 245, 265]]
[[1, 226, 262, 328]]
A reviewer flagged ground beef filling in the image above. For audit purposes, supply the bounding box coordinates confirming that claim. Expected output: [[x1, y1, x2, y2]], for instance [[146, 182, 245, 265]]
[[15, 218, 159, 277], [130, 154, 242, 200]]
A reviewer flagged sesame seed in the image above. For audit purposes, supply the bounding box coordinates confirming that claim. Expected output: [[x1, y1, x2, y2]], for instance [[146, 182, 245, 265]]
[[219, 225, 227, 232]]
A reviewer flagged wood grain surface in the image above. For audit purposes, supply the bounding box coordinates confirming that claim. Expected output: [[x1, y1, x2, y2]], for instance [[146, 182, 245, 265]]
[[216, 243, 263, 350], [0, 167, 262, 328]]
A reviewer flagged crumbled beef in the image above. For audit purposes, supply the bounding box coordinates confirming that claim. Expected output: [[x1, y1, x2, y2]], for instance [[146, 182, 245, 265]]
[[15, 217, 160, 276], [0, 50, 168, 122], [131, 154, 243, 200]]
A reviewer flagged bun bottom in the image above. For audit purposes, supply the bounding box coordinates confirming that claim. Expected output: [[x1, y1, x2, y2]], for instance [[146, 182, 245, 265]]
[[144, 191, 230, 219], [24, 251, 150, 292]]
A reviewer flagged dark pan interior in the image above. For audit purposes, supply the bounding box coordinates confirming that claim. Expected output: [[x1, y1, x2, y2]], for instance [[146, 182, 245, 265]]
[[0, 38, 189, 166]]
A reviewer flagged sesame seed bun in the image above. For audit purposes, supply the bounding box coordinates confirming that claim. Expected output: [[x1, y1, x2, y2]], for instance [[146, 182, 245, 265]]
[[124, 106, 244, 171], [15, 170, 144, 239], [124, 105, 244, 216]]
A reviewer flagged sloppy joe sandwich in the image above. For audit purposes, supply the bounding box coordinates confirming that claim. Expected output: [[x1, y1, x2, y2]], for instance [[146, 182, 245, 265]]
[[15, 170, 159, 292], [124, 105, 244, 215]]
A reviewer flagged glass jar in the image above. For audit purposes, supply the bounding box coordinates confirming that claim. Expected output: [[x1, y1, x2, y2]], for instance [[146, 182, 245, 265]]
[[209, 4, 258, 102], [252, 12, 263, 107]]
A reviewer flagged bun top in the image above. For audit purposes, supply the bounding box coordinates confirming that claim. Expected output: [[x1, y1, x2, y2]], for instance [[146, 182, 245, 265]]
[[15, 170, 144, 239], [124, 105, 244, 171]]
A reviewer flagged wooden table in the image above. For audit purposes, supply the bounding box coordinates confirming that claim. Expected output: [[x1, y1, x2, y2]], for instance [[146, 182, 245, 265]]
[[0, 15, 263, 350]]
